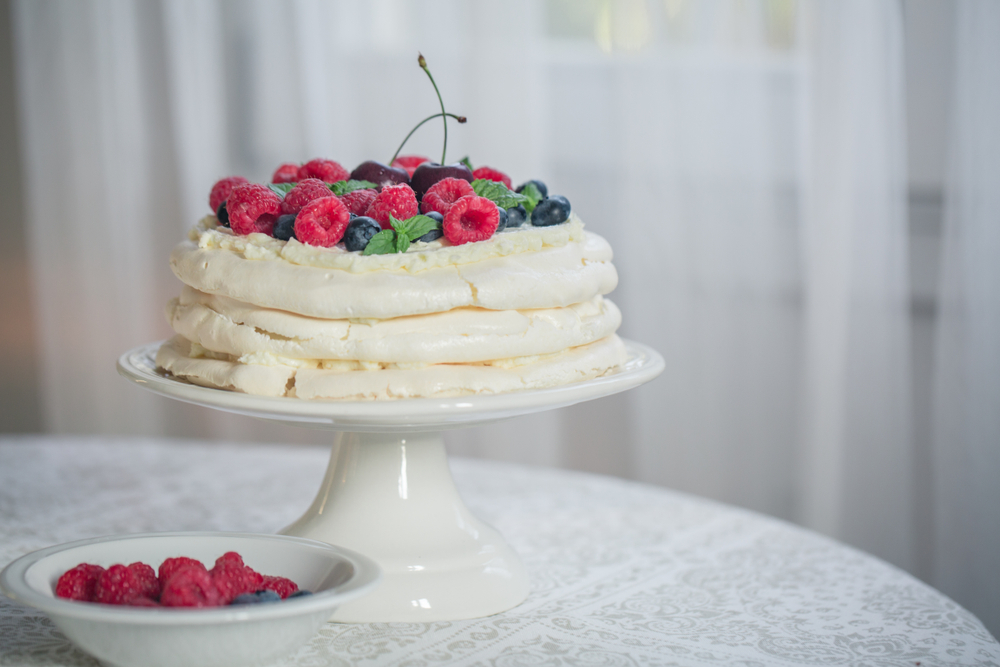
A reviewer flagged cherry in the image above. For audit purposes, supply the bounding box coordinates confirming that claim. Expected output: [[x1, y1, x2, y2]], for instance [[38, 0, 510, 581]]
[[410, 162, 474, 200], [350, 160, 410, 189]]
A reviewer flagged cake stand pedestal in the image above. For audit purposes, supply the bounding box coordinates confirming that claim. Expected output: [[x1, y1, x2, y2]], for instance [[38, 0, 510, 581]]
[[118, 340, 664, 622]]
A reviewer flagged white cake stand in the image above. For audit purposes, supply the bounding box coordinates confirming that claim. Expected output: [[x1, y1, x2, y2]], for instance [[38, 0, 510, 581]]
[[117, 340, 663, 622]]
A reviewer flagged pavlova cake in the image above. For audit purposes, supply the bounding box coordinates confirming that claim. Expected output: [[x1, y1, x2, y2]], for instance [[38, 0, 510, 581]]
[[156, 56, 625, 400]]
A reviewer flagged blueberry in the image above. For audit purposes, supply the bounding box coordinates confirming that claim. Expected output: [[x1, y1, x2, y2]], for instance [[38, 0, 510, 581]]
[[216, 201, 230, 227], [516, 179, 548, 199], [506, 205, 527, 228], [344, 216, 381, 251], [416, 211, 443, 243], [273, 214, 297, 241], [231, 590, 282, 605], [288, 590, 314, 599], [496, 206, 508, 232], [531, 195, 571, 227]]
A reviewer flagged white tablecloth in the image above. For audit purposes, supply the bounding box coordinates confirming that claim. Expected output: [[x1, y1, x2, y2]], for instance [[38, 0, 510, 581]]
[[1, 436, 997, 666]]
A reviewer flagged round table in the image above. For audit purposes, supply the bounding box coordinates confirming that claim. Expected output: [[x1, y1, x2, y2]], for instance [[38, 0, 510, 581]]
[[1, 436, 996, 666]]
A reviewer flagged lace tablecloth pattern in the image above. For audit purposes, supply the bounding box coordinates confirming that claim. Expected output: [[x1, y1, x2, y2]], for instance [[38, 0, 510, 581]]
[[1, 436, 997, 667]]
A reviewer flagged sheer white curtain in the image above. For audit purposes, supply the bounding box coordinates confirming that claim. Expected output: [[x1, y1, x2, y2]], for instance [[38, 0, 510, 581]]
[[10, 0, 998, 635]]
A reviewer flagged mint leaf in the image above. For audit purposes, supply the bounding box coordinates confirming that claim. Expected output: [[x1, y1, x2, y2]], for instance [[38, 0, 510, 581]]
[[267, 182, 296, 198], [519, 181, 543, 214], [395, 233, 410, 254], [362, 229, 396, 255], [391, 214, 438, 241], [471, 179, 528, 210], [329, 180, 377, 196], [459, 156, 474, 171]]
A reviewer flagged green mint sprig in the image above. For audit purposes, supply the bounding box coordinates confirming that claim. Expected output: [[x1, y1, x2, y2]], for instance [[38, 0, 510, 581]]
[[363, 214, 440, 255], [459, 156, 474, 171], [328, 180, 376, 196], [267, 182, 296, 198], [470, 179, 528, 210], [518, 181, 543, 214]]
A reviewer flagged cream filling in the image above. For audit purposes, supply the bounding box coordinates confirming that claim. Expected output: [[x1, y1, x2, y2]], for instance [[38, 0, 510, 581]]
[[191, 214, 585, 274]]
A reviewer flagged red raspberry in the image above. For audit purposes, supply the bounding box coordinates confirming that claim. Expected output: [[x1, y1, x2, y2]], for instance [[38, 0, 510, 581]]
[[208, 176, 249, 213], [158, 556, 205, 585], [443, 196, 500, 245], [365, 183, 419, 229], [472, 167, 512, 190], [280, 178, 333, 215], [420, 177, 475, 215], [339, 188, 378, 216], [227, 183, 282, 236], [210, 553, 264, 604], [128, 562, 160, 601], [294, 196, 351, 247], [297, 158, 349, 184], [94, 563, 143, 605], [271, 163, 299, 184], [391, 155, 430, 177], [160, 565, 223, 608], [56, 563, 105, 602], [260, 575, 298, 599]]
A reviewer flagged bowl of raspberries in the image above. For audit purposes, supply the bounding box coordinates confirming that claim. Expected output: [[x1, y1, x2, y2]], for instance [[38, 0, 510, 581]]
[[0, 531, 381, 667]]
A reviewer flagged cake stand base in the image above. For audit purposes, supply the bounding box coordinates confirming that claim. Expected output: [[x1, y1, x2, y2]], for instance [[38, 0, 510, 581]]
[[280, 431, 528, 622]]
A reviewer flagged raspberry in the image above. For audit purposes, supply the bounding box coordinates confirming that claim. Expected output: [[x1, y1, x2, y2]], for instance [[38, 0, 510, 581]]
[[443, 196, 500, 245], [210, 553, 264, 604], [365, 183, 419, 229], [158, 556, 205, 585], [420, 177, 475, 215], [339, 188, 378, 216], [227, 183, 282, 236], [260, 575, 299, 599], [160, 565, 223, 608], [391, 155, 431, 177], [472, 167, 512, 190], [94, 564, 143, 605], [294, 196, 351, 247], [297, 158, 349, 184], [208, 176, 249, 213], [129, 562, 160, 601], [271, 163, 299, 184], [280, 178, 333, 215], [55, 563, 105, 602]]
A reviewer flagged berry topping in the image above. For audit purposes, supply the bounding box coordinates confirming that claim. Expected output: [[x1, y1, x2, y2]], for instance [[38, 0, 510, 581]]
[[210, 552, 263, 604], [271, 163, 299, 184], [158, 556, 206, 585], [216, 202, 230, 227], [350, 160, 410, 188], [227, 183, 282, 236], [365, 182, 419, 229], [472, 167, 512, 190], [56, 563, 105, 602], [496, 206, 508, 232], [232, 590, 282, 605], [129, 562, 161, 601], [391, 155, 431, 177], [280, 178, 333, 216], [208, 176, 249, 213], [160, 565, 223, 608], [516, 179, 548, 199], [531, 195, 571, 227], [339, 188, 378, 216], [506, 205, 527, 228], [94, 564, 143, 605], [416, 211, 444, 242], [260, 575, 299, 599], [343, 216, 381, 251], [294, 196, 351, 247], [443, 195, 500, 245], [296, 158, 349, 184], [273, 214, 297, 241], [410, 162, 474, 200], [420, 177, 475, 215]]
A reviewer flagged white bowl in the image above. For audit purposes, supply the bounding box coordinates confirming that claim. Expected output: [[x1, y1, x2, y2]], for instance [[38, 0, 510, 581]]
[[0, 532, 381, 667]]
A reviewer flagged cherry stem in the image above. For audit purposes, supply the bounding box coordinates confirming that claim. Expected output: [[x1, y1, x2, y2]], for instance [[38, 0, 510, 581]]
[[389, 112, 466, 165], [418, 53, 450, 164]]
